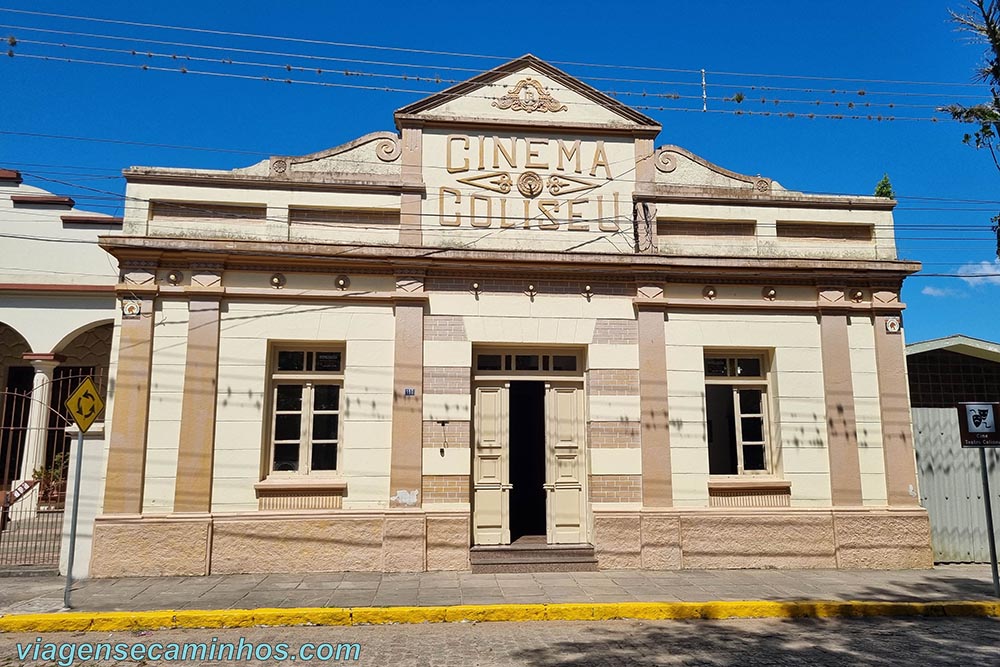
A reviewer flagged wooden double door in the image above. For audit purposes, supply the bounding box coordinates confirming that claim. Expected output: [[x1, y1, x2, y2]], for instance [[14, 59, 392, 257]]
[[472, 381, 588, 546]]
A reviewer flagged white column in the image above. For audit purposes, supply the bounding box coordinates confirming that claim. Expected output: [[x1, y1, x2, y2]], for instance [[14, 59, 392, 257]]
[[16, 359, 59, 503]]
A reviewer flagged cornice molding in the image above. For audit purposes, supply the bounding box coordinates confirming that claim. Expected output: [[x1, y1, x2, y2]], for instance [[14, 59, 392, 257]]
[[99, 235, 919, 285]]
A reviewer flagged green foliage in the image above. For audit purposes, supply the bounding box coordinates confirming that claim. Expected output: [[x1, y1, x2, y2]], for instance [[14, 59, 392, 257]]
[[874, 173, 895, 198], [943, 1, 1000, 257], [32, 452, 68, 506]]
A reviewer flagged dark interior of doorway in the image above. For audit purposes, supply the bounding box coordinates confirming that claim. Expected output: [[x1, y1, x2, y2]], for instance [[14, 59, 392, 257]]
[[1, 366, 33, 488], [509, 381, 546, 541]]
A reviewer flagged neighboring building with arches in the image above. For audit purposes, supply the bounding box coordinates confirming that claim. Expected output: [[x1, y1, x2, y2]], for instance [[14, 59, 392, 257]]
[[0, 168, 120, 573]]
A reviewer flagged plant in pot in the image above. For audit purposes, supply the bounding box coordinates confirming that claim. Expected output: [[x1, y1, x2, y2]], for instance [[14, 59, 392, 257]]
[[32, 452, 68, 509]]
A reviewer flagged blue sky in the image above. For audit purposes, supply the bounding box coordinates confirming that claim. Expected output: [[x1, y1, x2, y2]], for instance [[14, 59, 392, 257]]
[[1, 1, 997, 344]]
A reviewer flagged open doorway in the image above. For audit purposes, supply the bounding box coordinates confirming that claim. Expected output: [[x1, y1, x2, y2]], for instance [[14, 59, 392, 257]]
[[508, 381, 546, 541]]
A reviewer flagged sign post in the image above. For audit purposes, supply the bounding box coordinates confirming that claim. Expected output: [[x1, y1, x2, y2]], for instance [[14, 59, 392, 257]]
[[62, 377, 104, 610], [958, 402, 1000, 598]]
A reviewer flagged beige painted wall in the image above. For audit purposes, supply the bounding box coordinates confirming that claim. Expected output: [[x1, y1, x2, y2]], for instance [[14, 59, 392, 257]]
[[142, 299, 188, 513], [664, 311, 833, 507], [848, 314, 888, 505], [124, 181, 401, 245], [212, 299, 396, 513], [656, 202, 897, 260]]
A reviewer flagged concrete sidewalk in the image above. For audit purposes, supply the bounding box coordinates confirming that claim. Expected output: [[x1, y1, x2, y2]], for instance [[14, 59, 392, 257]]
[[0, 565, 995, 616]]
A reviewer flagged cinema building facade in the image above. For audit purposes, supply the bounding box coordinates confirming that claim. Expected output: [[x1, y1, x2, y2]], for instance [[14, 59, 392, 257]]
[[89, 56, 932, 576]]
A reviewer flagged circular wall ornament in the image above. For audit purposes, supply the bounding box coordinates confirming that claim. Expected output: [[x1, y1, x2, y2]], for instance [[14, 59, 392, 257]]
[[271, 159, 287, 174], [654, 151, 677, 173], [375, 138, 402, 162], [517, 171, 544, 198], [885, 316, 902, 334], [755, 179, 770, 192], [121, 299, 142, 319]]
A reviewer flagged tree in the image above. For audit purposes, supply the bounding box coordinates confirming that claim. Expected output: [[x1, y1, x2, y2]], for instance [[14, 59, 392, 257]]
[[874, 173, 895, 198], [942, 0, 1000, 258]]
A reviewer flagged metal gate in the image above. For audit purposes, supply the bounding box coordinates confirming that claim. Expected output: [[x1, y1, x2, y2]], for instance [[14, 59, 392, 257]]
[[0, 368, 104, 571], [914, 407, 1000, 563]]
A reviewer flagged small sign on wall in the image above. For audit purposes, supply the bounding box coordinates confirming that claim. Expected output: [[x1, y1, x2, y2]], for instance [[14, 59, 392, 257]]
[[404, 388, 416, 397], [121, 299, 142, 319], [958, 402, 1000, 448]]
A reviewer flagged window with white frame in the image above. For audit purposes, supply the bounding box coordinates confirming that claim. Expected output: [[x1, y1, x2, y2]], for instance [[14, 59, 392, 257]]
[[704, 354, 772, 475], [269, 348, 344, 474]]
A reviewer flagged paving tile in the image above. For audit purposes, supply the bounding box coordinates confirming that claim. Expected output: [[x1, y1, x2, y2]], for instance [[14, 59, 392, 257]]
[[299, 579, 342, 590], [416, 595, 463, 606], [340, 572, 383, 582], [336, 581, 381, 590], [371, 597, 420, 606], [461, 595, 508, 605], [419, 580, 461, 589], [255, 581, 305, 591]]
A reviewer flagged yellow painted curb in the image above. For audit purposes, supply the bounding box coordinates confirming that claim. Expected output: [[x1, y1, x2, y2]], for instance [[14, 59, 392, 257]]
[[2, 600, 999, 633]]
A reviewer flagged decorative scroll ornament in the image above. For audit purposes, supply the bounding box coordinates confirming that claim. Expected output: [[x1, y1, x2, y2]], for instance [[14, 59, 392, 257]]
[[517, 171, 544, 198], [457, 171, 513, 194], [493, 78, 567, 113], [654, 151, 677, 173], [547, 174, 600, 197], [375, 137, 402, 162]]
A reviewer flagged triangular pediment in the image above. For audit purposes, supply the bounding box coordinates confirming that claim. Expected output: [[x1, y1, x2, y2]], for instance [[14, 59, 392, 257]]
[[395, 54, 660, 133]]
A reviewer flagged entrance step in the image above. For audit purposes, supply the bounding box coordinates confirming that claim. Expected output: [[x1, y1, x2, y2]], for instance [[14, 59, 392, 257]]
[[470, 536, 598, 573]]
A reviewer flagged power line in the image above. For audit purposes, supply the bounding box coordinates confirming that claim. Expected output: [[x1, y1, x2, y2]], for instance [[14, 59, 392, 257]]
[[0, 7, 988, 89], [12, 37, 968, 113], [5, 52, 959, 123], [0, 130, 272, 156], [7, 28, 989, 107]]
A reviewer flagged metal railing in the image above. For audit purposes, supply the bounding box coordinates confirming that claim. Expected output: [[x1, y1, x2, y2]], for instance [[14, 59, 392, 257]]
[[0, 368, 105, 570]]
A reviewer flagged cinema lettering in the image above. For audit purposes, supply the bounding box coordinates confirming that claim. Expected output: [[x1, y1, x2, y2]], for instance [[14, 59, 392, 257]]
[[435, 135, 625, 230]]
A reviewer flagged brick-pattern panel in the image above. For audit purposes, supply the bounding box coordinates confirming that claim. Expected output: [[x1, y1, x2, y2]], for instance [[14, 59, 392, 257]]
[[589, 474, 642, 503], [591, 319, 638, 344], [426, 276, 633, 296], [588, 369, 640, 395], [424, 315, 467, 341], [423, 475, 471, 503], [424, 366, 471, 395], [423, 420, 471, 448], [589, 421, 641, 448]]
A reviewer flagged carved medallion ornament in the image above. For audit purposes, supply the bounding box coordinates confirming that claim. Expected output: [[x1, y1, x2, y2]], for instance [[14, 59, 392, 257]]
[[517, 171, 544, 198], [493, 78, 568, 113]]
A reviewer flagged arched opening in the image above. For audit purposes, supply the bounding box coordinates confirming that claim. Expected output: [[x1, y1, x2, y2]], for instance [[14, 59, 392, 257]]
[[41, 322, 114, 504], [0, 322, 32, 492]]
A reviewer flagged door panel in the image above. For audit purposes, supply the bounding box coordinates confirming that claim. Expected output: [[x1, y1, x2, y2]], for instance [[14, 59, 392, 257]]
[[545, 384, 586, 544], [473, 384, 509, 545]]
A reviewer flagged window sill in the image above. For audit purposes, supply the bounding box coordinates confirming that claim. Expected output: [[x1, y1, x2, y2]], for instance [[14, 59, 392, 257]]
[[707, 479, 791, 493], [254, 477, 347, 510], [708, 478, 791, 508], [254, 477, 348, 494]]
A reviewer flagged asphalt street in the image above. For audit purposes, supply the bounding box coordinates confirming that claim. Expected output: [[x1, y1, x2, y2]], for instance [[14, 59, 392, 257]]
[[1, 617, 998, 666]]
